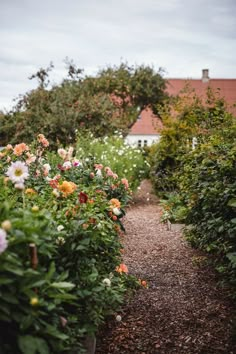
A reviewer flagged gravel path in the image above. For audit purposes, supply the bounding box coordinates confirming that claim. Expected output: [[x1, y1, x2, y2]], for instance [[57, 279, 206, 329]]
[[96, 180, 236, 354]]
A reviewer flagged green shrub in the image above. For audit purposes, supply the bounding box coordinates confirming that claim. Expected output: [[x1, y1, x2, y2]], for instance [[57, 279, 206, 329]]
[[159, 192, 189, 223], [149, 87, 234, 195], [148, 86, 236, 290], [179, 132, 236, 286]]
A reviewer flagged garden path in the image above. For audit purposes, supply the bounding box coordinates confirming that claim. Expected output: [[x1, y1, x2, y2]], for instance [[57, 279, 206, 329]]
[[96, 180, 236, 354]]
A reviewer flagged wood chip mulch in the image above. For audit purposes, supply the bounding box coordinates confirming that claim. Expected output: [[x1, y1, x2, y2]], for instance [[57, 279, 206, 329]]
[[96, 180, 236, 354]]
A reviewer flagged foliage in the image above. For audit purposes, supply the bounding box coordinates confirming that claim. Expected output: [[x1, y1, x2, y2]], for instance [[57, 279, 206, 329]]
[[148, 85, 236, 289], [179, 130, 236, 286], [159, 193, 189, 223], [0, 62, 167, 149], [75, 132, 150, 191], [0, 135, 141, 353], [95, 62, 167, 115], [149, 87, 234, 194]]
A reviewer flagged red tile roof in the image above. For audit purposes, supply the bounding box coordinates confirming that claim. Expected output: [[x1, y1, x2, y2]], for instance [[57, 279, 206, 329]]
[[167, 78, 236, 115], [129, 107, 163, 135], [129, 74, 236, 135]]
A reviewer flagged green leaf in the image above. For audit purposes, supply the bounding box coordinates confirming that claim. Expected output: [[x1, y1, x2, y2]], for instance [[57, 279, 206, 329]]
[[218, 225, 224, 233], [45, 324, 69, 340], [226, 252, 236, 267], [18, 335, 50, 354], [0, 278, 14, 285], [51, 282, 75, 290], [2, 264, 24, 276], [45, 262, 56, 280], [227, 198, 236, 207], [52, 293, 78, 300], [2, 293, 19, 304], [20, 315, 34, 331], [0, 313, 11, 322]]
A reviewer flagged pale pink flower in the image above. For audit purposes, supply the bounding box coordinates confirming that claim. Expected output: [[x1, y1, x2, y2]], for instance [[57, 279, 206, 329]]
[[58, 148, 67, 160], [94, 164, 103, 170], [62, 161, 72, 170], [60, 316, 67, 327], [105, 167, 113, 177], [26, 153, 36, 165], [35, 169, 41, 177], [0, 228, 8, 254], [67, 147, 74, 160], [14, 182, 25, 190], [43, 163, 51, 176]]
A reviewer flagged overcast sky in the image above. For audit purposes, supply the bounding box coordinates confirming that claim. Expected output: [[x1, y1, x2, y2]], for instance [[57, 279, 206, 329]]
[[1, 0, 236, 111]]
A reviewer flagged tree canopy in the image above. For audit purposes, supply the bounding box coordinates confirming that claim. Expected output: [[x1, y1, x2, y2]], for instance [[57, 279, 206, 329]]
[[0, 62, 167, 148]]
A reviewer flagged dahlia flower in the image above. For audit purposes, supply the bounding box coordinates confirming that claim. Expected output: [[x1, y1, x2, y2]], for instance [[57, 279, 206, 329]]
[[6, 161, 29, 184]]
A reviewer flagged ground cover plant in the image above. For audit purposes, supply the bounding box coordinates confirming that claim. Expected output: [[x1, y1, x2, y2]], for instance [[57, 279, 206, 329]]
[[0, 135, 141, 353]]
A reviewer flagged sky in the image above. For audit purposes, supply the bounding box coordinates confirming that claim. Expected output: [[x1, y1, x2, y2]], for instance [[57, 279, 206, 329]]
[[1, 0, 236, 111]]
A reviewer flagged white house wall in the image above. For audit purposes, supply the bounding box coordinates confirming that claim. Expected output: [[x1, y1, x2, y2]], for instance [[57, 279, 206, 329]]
[[125, 134, 161, 147]]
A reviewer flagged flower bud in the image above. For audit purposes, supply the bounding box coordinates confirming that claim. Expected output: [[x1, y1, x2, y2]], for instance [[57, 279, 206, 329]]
[[1, 220, 12, 231], [32, 205, 39, 212], [30, 297, 39, 306]]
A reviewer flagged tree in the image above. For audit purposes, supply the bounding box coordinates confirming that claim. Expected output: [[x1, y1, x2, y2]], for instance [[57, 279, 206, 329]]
[[0, 61, 167, 148]]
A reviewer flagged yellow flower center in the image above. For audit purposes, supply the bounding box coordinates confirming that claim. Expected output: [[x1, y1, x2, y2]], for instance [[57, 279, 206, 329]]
[[14, 168, 23, 176]]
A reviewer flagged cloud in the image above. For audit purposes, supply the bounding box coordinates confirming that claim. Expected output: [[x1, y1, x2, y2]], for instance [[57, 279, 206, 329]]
[[0, 0, 235, 110]]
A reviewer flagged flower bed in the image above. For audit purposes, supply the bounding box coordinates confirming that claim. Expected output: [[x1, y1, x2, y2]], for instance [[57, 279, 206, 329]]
[[0, 135, 139, 353], [75, 132, 150, 191]]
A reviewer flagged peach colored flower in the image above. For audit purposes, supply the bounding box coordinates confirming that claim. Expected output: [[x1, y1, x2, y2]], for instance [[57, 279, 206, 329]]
[[37, 134, 49, 147], [58, 181, 77, 197], [25, 188, 37, 195], [6, 144, 13, 150], [26, 153, 36, 165], [109, 198, 121, 209], [138, 279, 148, 288], [115, 263, 128, 274], [121, 178, 129, 189], [13, 143, 29, 156], [4, 177, 9, 185]]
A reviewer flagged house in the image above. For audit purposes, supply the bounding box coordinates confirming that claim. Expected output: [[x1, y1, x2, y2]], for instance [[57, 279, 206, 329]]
[[167, 69, 236, 116], [125, 69, 236, 147], [125, 107, 163, 147]]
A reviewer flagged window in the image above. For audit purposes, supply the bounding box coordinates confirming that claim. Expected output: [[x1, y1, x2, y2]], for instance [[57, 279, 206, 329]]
[[138, 140, 142, 147], [144, 140, 148, 147]]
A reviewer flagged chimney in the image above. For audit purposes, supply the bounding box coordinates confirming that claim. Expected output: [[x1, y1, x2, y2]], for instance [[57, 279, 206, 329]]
[[202, 69, 209, 83]]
